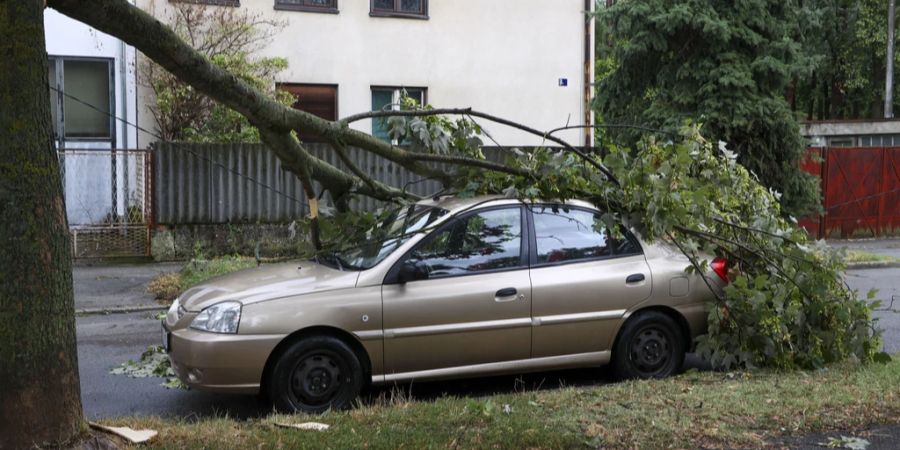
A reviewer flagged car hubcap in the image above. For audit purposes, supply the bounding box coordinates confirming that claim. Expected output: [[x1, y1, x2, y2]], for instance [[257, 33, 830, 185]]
[[630, 326, 671, 376], [290, 354, 344, 407]]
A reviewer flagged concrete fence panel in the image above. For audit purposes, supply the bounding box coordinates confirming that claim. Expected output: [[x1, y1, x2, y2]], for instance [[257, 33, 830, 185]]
[[154, 142, 445, 224]]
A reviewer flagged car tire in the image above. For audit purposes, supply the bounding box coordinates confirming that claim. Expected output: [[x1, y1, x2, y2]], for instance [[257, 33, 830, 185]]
[[268, 336, 364, 413], [612, 311, 685, 380]]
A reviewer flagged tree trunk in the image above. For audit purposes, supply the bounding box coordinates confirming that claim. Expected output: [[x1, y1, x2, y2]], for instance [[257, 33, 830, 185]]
[[0, 1, 84, 448]]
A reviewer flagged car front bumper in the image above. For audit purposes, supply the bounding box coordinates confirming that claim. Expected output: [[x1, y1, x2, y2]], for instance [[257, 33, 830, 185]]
[[162, 321, 283, 394]]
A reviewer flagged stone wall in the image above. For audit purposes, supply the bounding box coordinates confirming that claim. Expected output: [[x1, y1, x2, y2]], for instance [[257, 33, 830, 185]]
[[151, 222, 312, 261]]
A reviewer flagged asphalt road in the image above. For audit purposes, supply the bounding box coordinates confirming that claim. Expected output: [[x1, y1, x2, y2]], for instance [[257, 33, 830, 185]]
[[845, 267, 900, 353], [76, 267, 898, 420], [778, 422, 900, 450], [74, 262, 182, 311], [77, 311, 266, 419]]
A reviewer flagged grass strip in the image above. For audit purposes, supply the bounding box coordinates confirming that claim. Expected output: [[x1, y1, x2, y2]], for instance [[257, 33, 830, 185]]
[[102, 358, 900, 449]]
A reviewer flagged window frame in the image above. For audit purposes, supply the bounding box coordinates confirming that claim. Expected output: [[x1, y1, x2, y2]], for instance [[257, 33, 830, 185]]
[[371, 85, 428, 107], [526, 204, 643, 269], [384, 205, 529, 284], [48, 55, 116, 143], [369, 0, 428, 19], [49, 57, 59, 142], [273, 0, 338, 14], [370, 85, 427, 144]]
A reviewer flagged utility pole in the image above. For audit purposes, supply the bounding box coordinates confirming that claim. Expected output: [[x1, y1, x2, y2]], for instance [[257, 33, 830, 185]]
[[887, 0, 896, 118]]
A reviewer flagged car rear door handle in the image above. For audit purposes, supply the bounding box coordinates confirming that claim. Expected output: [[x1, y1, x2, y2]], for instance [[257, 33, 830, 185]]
[[626, 273, 645, 283], [495, 287, 517, 297]]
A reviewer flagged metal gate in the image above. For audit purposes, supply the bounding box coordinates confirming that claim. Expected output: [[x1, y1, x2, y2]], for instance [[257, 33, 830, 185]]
[[59, 148, 153, 258], [800, 147, 900, 238]]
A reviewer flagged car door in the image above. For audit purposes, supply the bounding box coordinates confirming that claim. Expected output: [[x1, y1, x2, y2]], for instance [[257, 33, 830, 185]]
[[381, 206, 532, 375], [528, 205, 652, 358]]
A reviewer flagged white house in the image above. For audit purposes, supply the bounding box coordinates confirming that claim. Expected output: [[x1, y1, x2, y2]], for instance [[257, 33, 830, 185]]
[[135, 0, 595, 148], [44, 8, 141, 230], [802, 119, 900, 147]]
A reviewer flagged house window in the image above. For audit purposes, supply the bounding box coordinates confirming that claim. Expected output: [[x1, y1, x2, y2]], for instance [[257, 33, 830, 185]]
[[274, 0, 337, 13], [827, 137, 855, 147], [370, 0, 427, 19], [279, 83, 338, 142], [48, 57, 114, 141], [170, 0, 240, 6], [371, 86, 426, 143]]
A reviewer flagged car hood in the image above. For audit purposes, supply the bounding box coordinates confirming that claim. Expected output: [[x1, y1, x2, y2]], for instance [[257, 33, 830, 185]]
[[178, 261, 360, 311]]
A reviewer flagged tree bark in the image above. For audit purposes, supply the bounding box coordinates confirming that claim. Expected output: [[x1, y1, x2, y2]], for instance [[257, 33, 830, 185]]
[[0, 1, 83, 448]]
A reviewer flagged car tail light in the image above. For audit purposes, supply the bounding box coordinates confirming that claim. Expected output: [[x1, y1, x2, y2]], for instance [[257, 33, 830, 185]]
[[711, 257, 729, 282]]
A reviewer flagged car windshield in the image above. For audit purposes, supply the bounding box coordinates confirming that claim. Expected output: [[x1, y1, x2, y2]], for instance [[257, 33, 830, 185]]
[[330, 204, 448, 270]]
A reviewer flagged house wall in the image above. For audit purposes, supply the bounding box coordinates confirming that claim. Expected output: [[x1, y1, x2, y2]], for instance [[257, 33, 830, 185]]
[[135, 0, 592, 148], [44, 8, 141, 227], [44, 9, 138, 150]]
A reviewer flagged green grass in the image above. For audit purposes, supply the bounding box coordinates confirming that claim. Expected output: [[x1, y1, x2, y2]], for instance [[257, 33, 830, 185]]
[[101, 359, 900, 449], [147, 256, 257, 302], [844, 250, 899, 264], [178, 256, 258, 288]]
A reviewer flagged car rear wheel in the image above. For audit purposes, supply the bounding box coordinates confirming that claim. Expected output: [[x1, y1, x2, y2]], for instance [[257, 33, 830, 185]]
[[268, 336, 363, 413], [612, 311, 685, 380]]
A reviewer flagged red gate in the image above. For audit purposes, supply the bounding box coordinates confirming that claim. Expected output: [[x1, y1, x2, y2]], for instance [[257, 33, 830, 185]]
[[800, 147, 900, 238]]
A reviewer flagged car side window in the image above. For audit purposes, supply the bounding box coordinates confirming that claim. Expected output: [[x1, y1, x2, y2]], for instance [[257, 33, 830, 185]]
[[410, 207, 523, 277], [614, 229, 641, 256], [532, 206, 640, 264]]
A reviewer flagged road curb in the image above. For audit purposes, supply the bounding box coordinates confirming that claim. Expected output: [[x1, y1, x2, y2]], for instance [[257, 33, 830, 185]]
[[846, 261, 900, 270], [76, 305, 167, 315]]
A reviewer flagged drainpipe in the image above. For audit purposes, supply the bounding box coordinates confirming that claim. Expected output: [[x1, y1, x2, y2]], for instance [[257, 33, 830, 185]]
[[887, 0, 895, 118], [583, 0, 593, 148], [120, 37, 130, 223]]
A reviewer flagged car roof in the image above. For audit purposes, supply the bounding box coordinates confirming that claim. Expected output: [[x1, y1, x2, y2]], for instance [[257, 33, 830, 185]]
[[415, 195, 597, 214]]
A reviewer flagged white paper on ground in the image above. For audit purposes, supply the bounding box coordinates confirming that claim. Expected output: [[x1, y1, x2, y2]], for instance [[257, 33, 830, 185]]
[[89, 422, 158, 444], [274, 421, 331, 431]]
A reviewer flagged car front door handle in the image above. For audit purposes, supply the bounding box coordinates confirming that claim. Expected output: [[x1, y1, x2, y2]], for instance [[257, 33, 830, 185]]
[[495, 287, 517, 297], [626, 273, 645, 283]]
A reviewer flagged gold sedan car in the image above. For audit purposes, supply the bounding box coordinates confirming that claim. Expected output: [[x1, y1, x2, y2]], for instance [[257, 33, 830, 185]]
[[162, 196, 727, 412]]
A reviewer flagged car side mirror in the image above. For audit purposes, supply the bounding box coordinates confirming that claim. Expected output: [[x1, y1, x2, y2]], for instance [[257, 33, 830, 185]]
[[397, 259, 429, 283]]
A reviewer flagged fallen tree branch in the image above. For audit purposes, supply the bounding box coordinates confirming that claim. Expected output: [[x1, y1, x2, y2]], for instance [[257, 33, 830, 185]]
[[328, 140, 422, 201], [342, 108, 620, 186]]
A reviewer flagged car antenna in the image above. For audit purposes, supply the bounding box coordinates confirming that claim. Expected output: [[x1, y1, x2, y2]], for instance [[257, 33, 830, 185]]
[[431, 188, 457, 202]]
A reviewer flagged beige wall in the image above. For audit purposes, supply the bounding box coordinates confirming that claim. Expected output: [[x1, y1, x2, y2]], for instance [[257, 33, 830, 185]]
[[137, 0, 592, 148]]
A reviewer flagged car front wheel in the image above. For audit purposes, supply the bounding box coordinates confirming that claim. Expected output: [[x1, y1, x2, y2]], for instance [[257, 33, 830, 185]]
[[268, 336, 364, 413], [612, 311, 685, 380]]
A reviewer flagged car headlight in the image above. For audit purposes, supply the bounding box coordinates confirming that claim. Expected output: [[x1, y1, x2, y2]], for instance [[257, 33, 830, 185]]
[[168, 298, 185, 321], [190, 301, 242, 334]]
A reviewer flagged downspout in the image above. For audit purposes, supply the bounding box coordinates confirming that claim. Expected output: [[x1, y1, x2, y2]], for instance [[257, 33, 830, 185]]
[[583, 0, 593, 149], [120, 37, 130, 223]]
